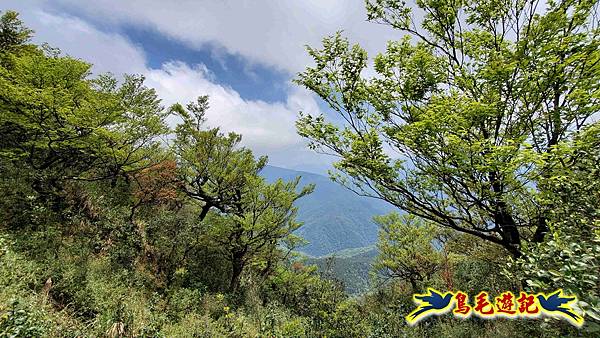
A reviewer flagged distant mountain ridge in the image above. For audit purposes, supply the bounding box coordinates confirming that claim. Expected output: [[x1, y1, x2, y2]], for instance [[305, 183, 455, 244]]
[[261, 165, 394, 257]]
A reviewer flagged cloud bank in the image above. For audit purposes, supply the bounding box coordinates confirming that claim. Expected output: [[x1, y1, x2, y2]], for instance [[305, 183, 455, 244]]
[[51, 0, 398, 74]]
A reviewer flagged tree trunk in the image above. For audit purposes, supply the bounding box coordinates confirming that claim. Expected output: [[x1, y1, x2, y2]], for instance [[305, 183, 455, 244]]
[[494, 203, 521, 257], [229, 251, 245, 293], [490, 175, 521, 257], [409, 277, 418, 292], [198, 202, 212, 222], [532, 216, 549, 242]]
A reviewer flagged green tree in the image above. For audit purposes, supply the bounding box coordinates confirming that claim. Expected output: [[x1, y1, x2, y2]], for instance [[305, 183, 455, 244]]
[[173, 96, 314, 292], [172, 96, 268, 221], [208, 175, 313, 293], [507, 123, 600, 327], [0, 10, 33, 53], [295, 0, 600, 256], [0, 11, 168, 229], [374, 213, 445, 291]]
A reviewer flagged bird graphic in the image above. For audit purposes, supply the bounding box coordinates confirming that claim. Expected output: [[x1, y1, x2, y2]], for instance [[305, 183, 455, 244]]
[[537, 289, 584, 327], [406, 288, 454, 325]]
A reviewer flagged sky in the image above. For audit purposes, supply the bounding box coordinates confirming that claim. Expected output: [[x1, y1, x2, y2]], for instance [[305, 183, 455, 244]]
[[3, 0, 400, 174]]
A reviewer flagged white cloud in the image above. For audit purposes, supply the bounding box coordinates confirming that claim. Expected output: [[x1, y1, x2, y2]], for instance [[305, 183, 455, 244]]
[[144, 62, 334, 170], [145, 61, 306, 150], [145, 63, 334, 170], [49, 0, 399, 74], [3, 1, 147, 76]]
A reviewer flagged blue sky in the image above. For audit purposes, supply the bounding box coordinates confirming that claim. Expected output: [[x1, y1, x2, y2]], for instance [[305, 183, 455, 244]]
[[3, 0, 399, 174], [122, 25, 292, 104]]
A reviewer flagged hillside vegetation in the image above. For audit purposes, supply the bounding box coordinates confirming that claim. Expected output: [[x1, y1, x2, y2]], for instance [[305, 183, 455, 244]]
[[307, 246, 378, 295]]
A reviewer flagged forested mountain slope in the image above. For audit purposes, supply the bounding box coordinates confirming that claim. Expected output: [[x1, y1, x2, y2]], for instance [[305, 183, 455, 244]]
[[261, 166, 394, 256]]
